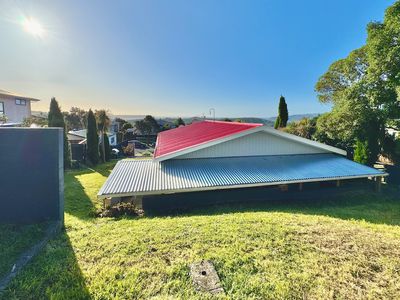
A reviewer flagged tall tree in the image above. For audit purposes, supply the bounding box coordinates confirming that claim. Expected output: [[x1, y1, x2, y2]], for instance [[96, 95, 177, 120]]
[[144, 115, 160, 133], [48, 98, 71, 169], [315, 1, 400, 164], [86, 109, 99, 166], [95, 110, 111, 163], [274, 96, 288, 129], [99, 133, 111, 162]]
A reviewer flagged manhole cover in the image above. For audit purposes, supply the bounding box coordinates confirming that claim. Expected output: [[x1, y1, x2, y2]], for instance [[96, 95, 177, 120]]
[[189, 260, 224, 295]]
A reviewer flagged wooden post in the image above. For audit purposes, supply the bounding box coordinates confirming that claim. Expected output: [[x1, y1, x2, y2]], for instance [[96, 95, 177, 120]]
[[298, 182, 303, 191], [375, 177, 382, 193]]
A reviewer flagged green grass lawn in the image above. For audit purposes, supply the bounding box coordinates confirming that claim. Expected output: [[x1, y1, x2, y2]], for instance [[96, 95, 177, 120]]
[[2, 161, 400, 299], [0, 223, 48, 279]]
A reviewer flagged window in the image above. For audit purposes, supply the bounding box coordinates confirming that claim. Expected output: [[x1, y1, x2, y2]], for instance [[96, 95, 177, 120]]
[[0, 102, 4, 115], [15, 99, 26, 106]]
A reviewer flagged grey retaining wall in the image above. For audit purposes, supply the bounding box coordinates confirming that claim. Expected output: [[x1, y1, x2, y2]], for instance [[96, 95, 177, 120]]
[[0, 128, 64, 223]]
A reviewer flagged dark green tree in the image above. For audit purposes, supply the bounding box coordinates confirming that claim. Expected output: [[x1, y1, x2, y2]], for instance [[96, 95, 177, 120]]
[[99, 133, 111, 162], [174, 117, 185, 127], [48, 97, 71, 169], [95, 110, 111, 163], [274, 96, 288, 129], [120, 122, 133, 141], [143, 115, 160, 133], [274, 116, 281, 129], [86, 109, 99, 166]]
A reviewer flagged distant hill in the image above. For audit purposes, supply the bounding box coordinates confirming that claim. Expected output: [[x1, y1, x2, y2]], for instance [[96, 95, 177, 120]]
[[34, 111, 319, 127], [160, 117, 274, 126], [266, 113, 320, 123]]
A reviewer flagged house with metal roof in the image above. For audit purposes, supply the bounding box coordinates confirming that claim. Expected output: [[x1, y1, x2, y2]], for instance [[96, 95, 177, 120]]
[[98, 120, 387, 207]]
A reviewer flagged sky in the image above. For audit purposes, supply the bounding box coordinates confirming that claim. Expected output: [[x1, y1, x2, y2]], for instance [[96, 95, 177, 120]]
[[0, 0, 395, 118]]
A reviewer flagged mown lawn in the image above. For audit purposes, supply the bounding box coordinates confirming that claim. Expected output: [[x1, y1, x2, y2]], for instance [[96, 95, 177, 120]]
[[0, 223, 48, 279], [2, 161, 400, 299]]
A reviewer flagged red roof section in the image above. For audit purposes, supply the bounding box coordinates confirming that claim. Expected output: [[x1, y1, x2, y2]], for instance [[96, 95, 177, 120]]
[[154, 120, 263, 159]]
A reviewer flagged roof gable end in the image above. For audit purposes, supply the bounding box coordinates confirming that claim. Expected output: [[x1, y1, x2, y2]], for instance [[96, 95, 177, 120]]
[[154, 123, 346, 161]]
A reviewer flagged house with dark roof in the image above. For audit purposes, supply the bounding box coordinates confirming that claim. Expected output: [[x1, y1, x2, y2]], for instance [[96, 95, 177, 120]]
[[98, 120, 387, 207], [0, 89, 40, 126]]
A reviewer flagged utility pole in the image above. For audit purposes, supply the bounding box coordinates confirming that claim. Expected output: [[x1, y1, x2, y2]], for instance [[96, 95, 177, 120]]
[[209, 108, 215, 121]]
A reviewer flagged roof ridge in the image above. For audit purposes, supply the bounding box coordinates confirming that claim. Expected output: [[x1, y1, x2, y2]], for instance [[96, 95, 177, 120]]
[[202, 120, 263, 126]]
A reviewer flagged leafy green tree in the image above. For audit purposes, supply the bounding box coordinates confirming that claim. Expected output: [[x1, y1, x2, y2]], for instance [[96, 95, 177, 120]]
[[95, 110, 111, 163], [86, 109, 99, 166], [121, 122, 133, 141], [274, 96, 288, 129], [144, 115, 160, 133], [48, 98, 71, 169], [315, 1, 400, 163], [161, 123, 171, 131], [174, 117, 185, 127], [354, 140, 370, 165], [135, 115, 160, 135], [64, 107, 87, 131], [284, 117, 317, 139]]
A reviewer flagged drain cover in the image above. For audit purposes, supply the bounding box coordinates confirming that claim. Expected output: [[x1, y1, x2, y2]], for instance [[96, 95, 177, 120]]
[[189, 260, 224, 294]]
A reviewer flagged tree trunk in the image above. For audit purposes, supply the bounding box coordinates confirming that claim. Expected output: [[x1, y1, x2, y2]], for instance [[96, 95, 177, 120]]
[[101, 129, 106, 163]]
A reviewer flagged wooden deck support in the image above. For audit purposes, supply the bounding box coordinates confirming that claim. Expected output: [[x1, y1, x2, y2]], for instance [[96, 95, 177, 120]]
[[375, 176, 382, 193]]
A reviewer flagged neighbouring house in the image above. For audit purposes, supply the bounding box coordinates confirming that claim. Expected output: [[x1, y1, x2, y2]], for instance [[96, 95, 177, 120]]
[[0, 89, 40, 126], [67, 129, 117, 146], [98, 120, 388, 207]]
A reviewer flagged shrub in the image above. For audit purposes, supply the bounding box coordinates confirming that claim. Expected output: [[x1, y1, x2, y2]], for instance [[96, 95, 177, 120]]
[[123, 144, 135, 157], [99, 202, 143, 218]]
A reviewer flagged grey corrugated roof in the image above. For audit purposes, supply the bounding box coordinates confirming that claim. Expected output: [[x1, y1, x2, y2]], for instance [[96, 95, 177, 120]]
[[98, 154, 387, 198]]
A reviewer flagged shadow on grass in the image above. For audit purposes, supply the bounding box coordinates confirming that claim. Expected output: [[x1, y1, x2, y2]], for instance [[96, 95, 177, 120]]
[[64, 174, 97, 220], [0, 222, 48, 279], [2, 230, 91, 299], [143, 183, 400, 226], [64, 161, 118, 220]]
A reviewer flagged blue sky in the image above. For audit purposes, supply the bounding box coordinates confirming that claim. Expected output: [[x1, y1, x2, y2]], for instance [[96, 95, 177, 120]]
[[0, 0, 395, 118]]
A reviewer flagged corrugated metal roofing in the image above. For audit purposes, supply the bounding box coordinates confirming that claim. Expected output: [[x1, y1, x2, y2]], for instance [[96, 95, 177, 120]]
[[98, 154, 387, 198], [154, 120, 262, 159]]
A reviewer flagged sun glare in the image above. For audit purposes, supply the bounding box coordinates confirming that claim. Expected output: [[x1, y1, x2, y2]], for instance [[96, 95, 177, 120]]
[[22, 17, 45, 38]]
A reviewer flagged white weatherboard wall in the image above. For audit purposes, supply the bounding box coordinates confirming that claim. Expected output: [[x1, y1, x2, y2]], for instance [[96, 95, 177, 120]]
[[177, 131, 329, 159]]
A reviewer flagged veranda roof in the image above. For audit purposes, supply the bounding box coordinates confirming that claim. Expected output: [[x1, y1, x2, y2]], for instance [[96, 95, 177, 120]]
[[98, 154, 387, 199]]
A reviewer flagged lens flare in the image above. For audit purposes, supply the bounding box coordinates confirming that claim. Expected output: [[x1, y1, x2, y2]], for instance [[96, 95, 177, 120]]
[[22, 17, 45, 38]]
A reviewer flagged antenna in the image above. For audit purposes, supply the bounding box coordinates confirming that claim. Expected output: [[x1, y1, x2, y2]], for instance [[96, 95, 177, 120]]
[[209, 108, 215, 121]]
